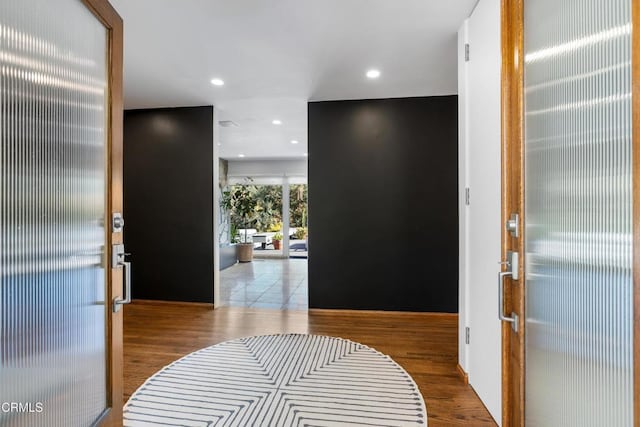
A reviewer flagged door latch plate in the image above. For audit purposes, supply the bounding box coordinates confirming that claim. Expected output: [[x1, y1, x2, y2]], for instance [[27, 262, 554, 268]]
[[507, 250, 519, 281], [112, 244, 125, 268]]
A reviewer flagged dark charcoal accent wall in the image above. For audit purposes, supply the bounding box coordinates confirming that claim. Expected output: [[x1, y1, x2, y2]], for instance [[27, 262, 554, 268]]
[[124, 106, 214, 303], [308, 96, 458, 312]]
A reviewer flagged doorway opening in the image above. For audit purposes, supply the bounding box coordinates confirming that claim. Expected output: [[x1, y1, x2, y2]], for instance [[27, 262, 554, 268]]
[[217, 171, 309, 310]]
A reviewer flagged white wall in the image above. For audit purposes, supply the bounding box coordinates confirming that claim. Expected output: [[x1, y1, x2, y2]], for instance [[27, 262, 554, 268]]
[[459, 0, 502, 424], [226, 159, 307, 178], [458, 18, 470, 374]]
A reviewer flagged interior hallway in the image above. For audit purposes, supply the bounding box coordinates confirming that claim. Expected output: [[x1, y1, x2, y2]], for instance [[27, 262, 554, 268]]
[[219, 259, 308, 310], [123, 302, 496, 426]]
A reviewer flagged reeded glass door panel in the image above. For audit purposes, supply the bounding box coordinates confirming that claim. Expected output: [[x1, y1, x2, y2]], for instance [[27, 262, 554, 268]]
[[524, 0, 632, 426], [0, 0, 109, 425]]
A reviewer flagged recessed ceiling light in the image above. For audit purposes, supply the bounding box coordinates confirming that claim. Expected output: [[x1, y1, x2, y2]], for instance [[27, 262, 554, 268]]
[[303, 153, 308, 157], [238, 154, 245, 158], [291, 140, 299, 144], [366, 69, 381, 79], [272, 119, 282, 125], [211, 78, 225, 86]]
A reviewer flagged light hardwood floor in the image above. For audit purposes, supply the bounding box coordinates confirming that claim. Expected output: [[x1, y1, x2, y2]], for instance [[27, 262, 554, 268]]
[[123, 301, 496, 426]]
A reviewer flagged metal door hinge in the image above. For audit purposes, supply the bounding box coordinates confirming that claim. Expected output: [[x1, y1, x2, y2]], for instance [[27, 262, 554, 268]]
[[465, 327, 470, 344], [465, 43, 470, 62], [465, 187, 470, 205]]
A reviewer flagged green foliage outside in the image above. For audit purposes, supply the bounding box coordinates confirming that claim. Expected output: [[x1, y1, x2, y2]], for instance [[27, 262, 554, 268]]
[[292, 227, 307, 240], [221, 182, 308, 240], [220, 181, 260, 243], [254, 185, 282, 230], [289, 184, 308, 229]]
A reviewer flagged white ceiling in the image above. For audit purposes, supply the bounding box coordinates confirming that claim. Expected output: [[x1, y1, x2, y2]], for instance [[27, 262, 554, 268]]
[[110, 0, 476, 159]]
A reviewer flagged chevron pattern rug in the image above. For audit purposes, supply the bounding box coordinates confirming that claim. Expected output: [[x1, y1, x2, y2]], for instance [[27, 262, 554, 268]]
[[124, 334, 427, 426]]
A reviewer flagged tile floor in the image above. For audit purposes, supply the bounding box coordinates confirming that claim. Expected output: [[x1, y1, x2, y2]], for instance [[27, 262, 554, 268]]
[[219, 259, 308, 310]]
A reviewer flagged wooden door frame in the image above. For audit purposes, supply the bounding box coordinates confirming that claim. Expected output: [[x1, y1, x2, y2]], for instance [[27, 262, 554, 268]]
[[80, 0, 124, 425], [500, 0, 524, 426], [501, 0, 640, 426]]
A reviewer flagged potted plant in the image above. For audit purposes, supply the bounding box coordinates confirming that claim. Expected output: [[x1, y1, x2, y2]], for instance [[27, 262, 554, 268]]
[[220, 181, 259, 262], [272, 232, 283, 250]]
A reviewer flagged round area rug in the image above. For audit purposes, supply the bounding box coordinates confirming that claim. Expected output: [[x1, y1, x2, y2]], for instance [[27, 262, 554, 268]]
[[124, 334, 427, 426]]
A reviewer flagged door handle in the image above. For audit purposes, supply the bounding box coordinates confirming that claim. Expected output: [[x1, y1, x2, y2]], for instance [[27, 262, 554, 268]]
[[112, 244, 132, 312], [498, 250, 519, 332], [113, 259, 131, 312], [498, 271, 518, 332]]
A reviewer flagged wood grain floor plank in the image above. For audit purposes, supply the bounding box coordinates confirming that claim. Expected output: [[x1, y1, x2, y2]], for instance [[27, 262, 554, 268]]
[[123, 302, 496, 426]]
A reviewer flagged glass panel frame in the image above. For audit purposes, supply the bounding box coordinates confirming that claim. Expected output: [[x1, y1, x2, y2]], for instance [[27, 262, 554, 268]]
[[0, 0, 111, 424], [524, 0, 633, 425]]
